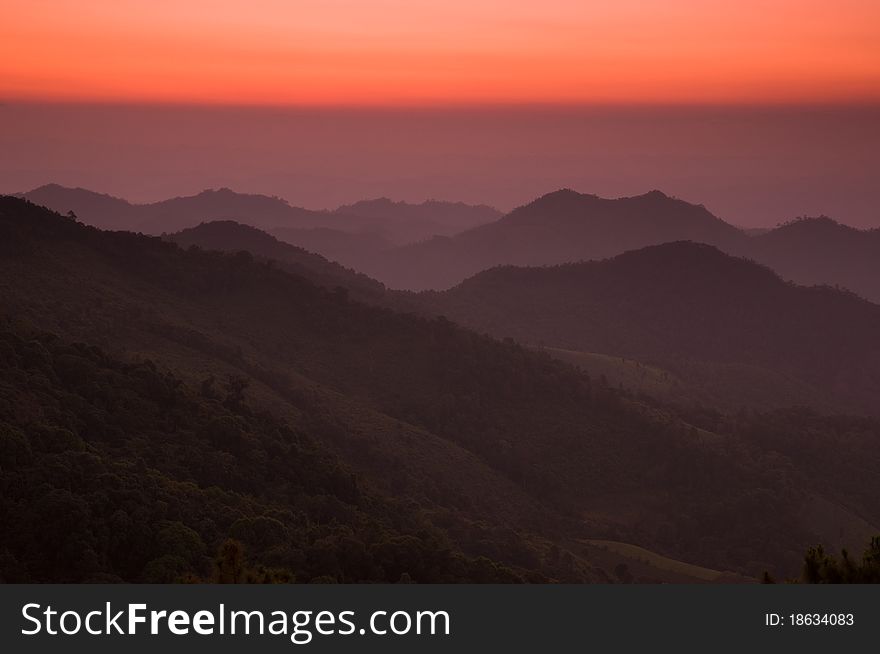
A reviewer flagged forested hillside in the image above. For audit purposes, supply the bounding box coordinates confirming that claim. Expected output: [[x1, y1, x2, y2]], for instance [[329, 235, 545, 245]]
[[168, 221, 389, 302], [422, 242, 880, 415], [0, 325, 572, 582], [3, 197, 880, 582]]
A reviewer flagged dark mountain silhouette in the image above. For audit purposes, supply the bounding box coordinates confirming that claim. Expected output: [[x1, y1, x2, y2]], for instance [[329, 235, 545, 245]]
[[143, 188, 323, 234], [422, 242, 880, 415], [6, 196, 880, 581], [168, 221, 388, 302], [748, 217, 880, 304], [367, 189, 749, 289], [24, 185, 880, 304], [20, 183, 141, 230], [338, 191, 880, 306]]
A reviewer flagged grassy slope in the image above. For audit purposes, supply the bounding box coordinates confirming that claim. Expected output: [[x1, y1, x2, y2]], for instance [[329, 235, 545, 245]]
[[542, 347, 833, 413], [580, 540, 749, 583]]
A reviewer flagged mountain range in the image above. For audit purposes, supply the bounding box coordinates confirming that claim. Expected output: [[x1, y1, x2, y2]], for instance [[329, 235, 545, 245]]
[[163, 219, 880, 416], [25, 184, 879, 304], [364, 189, 749, 289], [5, 195, 880, 584], [361, 190, 880, 302], [419, 241, 880, 415], [18, 184, 500, 246]]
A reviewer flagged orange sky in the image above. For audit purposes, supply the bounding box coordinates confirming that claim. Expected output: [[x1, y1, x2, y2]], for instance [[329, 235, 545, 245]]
[[2, 0, 879, 105]]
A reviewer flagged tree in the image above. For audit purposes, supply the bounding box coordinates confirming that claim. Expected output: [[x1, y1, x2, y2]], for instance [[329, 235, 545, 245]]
[[800, 536, 880, 583], [214, 539, 246, 583]]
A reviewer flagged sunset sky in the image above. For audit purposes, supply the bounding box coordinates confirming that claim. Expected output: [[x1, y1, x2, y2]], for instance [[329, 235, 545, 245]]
[[3, 1, 879, 226], [3, 0, 879, 105]]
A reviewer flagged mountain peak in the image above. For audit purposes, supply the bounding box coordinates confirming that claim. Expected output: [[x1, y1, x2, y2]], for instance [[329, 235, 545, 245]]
[[190, 187, 278, 201], [26, 182, 67, 193], [637, 189, 671, 200], [23, 183, 127, 201], [776, 215, 849, 232], [524, 188, 684, 213], [535, 188, 596, 202], [203, 187, 235, 196], [505, 188, 725, 228]]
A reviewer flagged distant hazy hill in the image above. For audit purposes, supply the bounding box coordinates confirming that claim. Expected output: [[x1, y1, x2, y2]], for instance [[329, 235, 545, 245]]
[[7, 196, 880, 580], [748, 217, 880, 304], [368, 190, 749, 289], [20, 183, 142, 230], [20, 184, 498, 247], [334, 197, 501, 244], [143, 188, 323, 234], [20, 184, 327, 234], [423, 241, 880, 415], [357, 190, 880, 304]]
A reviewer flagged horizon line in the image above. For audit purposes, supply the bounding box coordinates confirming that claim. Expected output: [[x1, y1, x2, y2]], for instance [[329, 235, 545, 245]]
[[4, 98, 880, 112]]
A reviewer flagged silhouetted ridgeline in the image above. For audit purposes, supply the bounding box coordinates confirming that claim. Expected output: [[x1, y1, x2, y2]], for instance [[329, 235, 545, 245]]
[[362, 189, 748, 289], [365, 190, 880, 300], [2, 196, 879, 583], [168, 221, 389, 303], [749, 217, 880, 304], [23, 185, 880, 303], [163, 219, 880, 416], [20, 184, 500, 247], [420, 242, 880, 416], [333, 197, 502, 244]]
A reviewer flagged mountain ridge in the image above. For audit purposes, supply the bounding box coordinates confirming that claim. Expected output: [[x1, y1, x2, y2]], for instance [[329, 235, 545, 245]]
[[360, 188, 750, 289], [421, 240, 880, 415], [167, 220, 388, 302], [748, 216, 880, 302], [19, 183, 500, 245], [7, 195, 880, 579], [22, 184, 880, 302]]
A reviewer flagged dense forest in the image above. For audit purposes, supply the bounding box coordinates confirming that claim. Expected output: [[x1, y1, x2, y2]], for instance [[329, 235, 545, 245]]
[[2, 196, 879, 583], [0, 324, 570, 582]]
